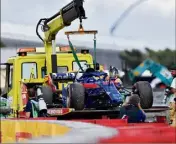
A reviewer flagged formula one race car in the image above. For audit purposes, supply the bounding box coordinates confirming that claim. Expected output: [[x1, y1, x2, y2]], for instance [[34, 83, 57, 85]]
[[48, 67, 154, 110]]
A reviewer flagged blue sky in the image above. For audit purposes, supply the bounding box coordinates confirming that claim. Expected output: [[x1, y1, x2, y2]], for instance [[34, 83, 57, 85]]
[[1, 0, 175, 50]]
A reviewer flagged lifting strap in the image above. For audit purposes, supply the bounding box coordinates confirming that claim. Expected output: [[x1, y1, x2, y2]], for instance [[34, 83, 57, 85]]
[[93, 34, 97, 66], [67, 36, 84, 72], [31, 100, 38, 118]]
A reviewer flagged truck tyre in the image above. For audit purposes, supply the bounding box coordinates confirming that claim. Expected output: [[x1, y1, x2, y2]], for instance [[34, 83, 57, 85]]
[[41, 86, 53, 104], [135, 81, 153, 109], [0, 107, 11, 115], [0, 106, 11, 115], [68, 83, 85, 110]]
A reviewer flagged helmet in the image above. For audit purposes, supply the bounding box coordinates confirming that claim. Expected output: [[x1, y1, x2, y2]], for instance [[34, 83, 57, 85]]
[[109, 66, 119, 78]]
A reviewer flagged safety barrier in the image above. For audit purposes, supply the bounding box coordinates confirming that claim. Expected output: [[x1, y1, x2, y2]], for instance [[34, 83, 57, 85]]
[[72, 119, 128, 125], [97, 120, 176, 143], [99, 128, 176, 143], [0, 119, 71, 143], [1, 118, 175, 143]]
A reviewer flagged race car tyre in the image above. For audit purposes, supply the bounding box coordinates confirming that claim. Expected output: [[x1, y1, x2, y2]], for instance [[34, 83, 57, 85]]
[[135, 81, 153, 109], [41, 86, 53, 105], [68, 83, 85, 110]]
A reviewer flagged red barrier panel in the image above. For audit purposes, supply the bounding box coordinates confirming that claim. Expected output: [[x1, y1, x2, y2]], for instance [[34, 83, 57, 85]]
[[99, 126, 176, 143], [72, 119, 128, 126], [72, 119, 169, 128], [72, 119, 96, 124], [118, 125, 169, 130], [100, 132, 176, 143], [94, 120, 169, 128], [159, 127, 176, 133], [16, 132, 32, 142], [95, 119, 128, 127], [129, 122, 168, 127], [95, 119, 127, 124]]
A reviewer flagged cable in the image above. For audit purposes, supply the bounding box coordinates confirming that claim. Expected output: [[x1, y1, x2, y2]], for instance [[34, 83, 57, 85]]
[[36, 18, 47, 42]]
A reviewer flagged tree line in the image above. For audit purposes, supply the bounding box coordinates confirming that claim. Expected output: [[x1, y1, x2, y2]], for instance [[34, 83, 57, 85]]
[[0, 41, 5, 48], [1, 40, 175, 70], [119, 47, 176, 69]]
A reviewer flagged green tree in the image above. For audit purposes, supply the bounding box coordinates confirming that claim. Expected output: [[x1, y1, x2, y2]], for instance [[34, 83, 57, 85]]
[[119, 47, 176, 69], [145, 48, 176, 68], [0, 41, 5, 48], [119, 48, 146, 69]]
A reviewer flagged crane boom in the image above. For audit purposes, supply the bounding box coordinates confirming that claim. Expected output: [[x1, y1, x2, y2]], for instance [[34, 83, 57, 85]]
[[36, 0, 86, 74]]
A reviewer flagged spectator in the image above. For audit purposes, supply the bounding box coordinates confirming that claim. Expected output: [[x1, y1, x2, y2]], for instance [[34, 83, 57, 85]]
[[170, 77, 176, 94], [120, 94, 146, 123], [170, 97, 176, 127], [25, 88, 38, 118], [169, 77, 176, 126]]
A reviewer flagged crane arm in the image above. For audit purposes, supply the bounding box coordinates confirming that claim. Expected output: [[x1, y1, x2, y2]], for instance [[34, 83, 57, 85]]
[[129, 59, 173, 86], [36, 0, 86, 75], [44, 15, 64, 42], [36, 0, 86, 43]]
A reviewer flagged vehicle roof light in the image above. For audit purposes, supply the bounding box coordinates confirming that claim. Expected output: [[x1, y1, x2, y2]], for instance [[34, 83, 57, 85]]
[[35, 47, 60, 53], [17, 46, 76, 54], [35, 47, 45, 53], [60, 46, 76, 52], [17, 47, 36, 53]]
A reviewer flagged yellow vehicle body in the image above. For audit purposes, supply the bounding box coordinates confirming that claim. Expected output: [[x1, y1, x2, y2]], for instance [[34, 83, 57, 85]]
[[4, 47, 98, 116]]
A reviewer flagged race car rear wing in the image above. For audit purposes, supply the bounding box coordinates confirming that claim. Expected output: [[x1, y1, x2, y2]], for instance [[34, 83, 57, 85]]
[[50, 72, 76, 83]]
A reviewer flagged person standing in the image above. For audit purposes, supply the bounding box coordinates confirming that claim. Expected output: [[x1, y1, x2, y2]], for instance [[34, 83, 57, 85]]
[[169, 77, 176, 126]]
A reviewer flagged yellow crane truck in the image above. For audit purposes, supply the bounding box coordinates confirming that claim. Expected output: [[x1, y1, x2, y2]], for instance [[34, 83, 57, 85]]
[[0, 0, 169, 120], [0, 0, 103, 118]]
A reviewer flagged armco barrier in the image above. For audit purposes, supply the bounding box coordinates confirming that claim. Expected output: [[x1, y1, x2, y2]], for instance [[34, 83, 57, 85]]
[[0, 119, 71, 143]]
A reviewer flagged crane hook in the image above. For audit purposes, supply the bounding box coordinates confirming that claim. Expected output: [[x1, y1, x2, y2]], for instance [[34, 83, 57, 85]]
[[78, 18, 84, 31]]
